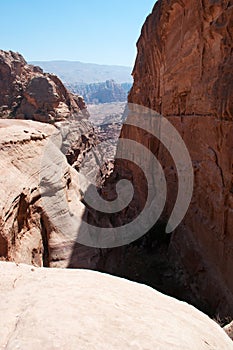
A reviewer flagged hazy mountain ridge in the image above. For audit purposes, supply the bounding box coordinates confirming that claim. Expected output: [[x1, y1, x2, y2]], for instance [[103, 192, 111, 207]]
[[30, 60, 133, 84], [67, 80, 132, 104]]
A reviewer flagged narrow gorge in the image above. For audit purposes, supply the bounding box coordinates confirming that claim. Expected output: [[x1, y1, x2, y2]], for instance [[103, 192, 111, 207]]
[[0, 0, 233, 347]]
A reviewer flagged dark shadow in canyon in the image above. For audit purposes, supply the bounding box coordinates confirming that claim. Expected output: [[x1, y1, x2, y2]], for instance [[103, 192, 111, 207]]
[[67, 138, 219, 320]]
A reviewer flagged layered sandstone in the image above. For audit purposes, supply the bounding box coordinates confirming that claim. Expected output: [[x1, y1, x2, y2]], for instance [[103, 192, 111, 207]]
[[0, 261, 232, 349], [0, 51, 122, 270], [125, 0, 233, 317], [0, 119, 102, 269]]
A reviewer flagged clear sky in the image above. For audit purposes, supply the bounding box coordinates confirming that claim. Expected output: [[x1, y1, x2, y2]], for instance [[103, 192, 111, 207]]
[[0, 0, 156, 67]]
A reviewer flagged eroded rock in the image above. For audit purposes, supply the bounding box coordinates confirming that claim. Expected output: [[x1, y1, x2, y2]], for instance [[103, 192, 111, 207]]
[[0, 50, 86, 122], [0, 119, 102, 269], [123, 0, 233, 317]]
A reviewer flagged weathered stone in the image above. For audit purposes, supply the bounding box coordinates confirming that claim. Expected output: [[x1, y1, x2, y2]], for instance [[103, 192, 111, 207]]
[[0, 261, 232, 349], [125, 0, 233, 317], [0, 119, 102, 269], [0, 50, 85, 122]]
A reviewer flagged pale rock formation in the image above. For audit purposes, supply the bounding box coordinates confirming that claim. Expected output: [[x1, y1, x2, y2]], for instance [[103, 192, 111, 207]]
[[0, 261, 232, 349], [0, 119, 101, 268]]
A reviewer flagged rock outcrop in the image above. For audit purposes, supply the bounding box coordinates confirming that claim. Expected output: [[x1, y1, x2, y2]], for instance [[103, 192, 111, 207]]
[[0, 50, 89, 122], [0, 50, 120, 270], [125, 0, 233, 318], [1, 261, 232, 349], [0, 119, 102, 269]]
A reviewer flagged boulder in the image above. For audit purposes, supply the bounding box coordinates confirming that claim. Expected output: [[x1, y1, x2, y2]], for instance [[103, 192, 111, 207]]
[[0, 261, 232, 349]]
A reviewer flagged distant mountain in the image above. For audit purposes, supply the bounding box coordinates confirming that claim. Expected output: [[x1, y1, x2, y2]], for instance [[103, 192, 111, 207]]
[[88, 102, 126, 125], [67, 80, 132, 104], [30, 60, 133, 84]]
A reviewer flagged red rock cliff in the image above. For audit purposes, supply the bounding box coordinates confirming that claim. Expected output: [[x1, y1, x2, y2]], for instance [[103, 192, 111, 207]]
[[126, 0, 233, 316], [0, 50, 89, 122]]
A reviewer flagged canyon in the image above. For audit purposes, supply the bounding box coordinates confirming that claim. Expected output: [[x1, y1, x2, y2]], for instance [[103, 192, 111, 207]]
[[0, 0, 233, 346]]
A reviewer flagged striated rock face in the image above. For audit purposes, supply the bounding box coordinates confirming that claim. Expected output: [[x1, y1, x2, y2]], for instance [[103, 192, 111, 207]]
[[0, 119, 103, 269], [0, 50, 88, 122], [1, 262, 232, 349], [130, 0, 233, 119], [0, 50, 119, 271], [125, 0, 233, 317]]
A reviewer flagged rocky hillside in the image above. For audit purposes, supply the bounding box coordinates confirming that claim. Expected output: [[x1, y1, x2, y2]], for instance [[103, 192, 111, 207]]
[[120, 0, 233, 318], [0, 50, 89, 122], [67, 80, 131, 104], [1, 262, 232, 349]]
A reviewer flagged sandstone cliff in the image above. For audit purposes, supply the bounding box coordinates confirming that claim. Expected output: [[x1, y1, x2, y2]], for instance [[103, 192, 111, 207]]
[[0, 119, 103, 269], [0, 51, 121, 270], [125, 0, 233, 317], [1, 262, 232, 349]]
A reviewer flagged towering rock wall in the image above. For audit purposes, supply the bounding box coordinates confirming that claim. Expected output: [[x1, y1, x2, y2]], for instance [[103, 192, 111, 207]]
[[127, 0, 233, 316]]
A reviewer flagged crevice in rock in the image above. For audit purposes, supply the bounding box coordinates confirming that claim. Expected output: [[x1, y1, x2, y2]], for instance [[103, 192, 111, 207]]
[[208, 146, 225, 187], [17, 190, 30, 232], [40, 216, 50, 267], [0, 234, 8, 258]]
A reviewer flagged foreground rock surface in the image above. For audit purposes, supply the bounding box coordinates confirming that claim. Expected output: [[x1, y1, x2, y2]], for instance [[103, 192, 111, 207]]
[[126, 0, 233, 317], [0, 262, 232, 350]]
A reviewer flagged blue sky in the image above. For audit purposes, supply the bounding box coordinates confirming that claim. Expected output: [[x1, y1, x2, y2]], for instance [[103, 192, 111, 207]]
[[0, 0, 156, 67]]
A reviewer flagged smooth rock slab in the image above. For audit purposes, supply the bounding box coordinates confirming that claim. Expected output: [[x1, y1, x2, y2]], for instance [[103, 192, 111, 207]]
[[0, 262, 232, 349]]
